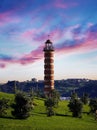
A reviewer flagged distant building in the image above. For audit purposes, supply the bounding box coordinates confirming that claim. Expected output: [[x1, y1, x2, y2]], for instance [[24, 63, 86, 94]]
[[31, 78, 37, 83], [43, 39, 54, 96]]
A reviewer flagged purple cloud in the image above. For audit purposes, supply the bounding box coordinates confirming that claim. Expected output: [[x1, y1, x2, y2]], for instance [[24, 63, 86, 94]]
[[54, 0, 78, 9], [0, 10, 20, 26], [1, 22, 97, 68], [0, 63, 6, 68], [0, 45, 43, 68]]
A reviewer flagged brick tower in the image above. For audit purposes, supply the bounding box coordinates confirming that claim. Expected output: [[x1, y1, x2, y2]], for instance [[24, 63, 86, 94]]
[[43, 39, 54, 96]]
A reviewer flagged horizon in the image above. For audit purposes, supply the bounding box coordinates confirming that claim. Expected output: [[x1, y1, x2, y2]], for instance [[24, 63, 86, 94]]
[[0, 0, 97, 83], [1, 77, 96, 84]]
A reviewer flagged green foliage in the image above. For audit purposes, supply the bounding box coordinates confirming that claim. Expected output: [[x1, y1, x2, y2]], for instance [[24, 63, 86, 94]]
[[44, 89, 60, 116], [70, 92, 78, 101], [29, 88, 35, 100], [11, 92, 33, 119], [68, 99, 83, 117], [89, 98, 97, 114], [44, 98, 55, 116], [0, 98, 9, 117], [81, 93, 89, 105], [51, 89, 60, 107], [45, 98, 55, 108], [68, 92, 83, 118]]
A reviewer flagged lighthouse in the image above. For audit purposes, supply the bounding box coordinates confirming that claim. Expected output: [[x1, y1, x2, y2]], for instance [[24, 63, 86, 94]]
[[43, 39, 54, 96]]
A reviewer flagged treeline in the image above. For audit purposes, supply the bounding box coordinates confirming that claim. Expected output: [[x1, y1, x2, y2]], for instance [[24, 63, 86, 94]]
[[0, 79, 97, 98]]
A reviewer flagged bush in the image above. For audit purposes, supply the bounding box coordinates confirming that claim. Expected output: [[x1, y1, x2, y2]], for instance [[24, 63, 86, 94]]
[[11, 92, 33, 119], [68, 99, 83, 118], [0, 98, 9, 117], [51, 89, 60, 107], [44, 98, 55, 116], [89, 98, 97, 114], [44, 89, 60, 117], [81, 93, 89, 105], [70, 92, 78, 101]]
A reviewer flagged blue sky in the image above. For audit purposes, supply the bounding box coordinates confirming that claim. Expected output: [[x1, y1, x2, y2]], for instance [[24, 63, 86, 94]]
[[0, 0, 97, 83]]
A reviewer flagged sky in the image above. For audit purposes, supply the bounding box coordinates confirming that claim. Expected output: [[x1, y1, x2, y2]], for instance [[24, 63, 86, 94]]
[[0, 0, 97, 83]]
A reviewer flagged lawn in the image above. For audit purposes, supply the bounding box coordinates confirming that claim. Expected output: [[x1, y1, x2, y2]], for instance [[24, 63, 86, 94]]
[[0, 92, 97, 130]]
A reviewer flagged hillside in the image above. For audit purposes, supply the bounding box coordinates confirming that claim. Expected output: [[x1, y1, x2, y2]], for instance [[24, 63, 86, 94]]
[[0, 79, 97, 98], [0, 92, 97, 130]]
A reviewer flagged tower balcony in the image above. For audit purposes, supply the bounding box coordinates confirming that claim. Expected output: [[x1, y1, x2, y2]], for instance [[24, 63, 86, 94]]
[[43, 46, 54, 51]]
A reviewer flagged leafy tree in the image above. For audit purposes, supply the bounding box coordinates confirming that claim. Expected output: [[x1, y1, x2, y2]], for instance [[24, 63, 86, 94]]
[[44, 98, 55, 116], [70, 92, 78, 101], [51, 89, 60, 107], [89, 98, 97, 114], [0, 98, 9, 117], [11, 92, 33, 119], [44, 89, 60, 116], [68, 99, 83, 118], [68, 92, 83, 118], [29, 87, 35, 100], [81, 93, 89, 105]]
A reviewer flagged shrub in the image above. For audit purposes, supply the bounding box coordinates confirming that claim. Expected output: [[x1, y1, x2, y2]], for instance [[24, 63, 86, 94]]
[[89, 98, 97, 114], [44, 98, 55, 116], [81, 93, 89, 105], [68, 99, 83, 118], [11, 92, 33, 119], [51, 89, 60, 107], [0, 98, 9, 117], [44, 89, 60, 117]]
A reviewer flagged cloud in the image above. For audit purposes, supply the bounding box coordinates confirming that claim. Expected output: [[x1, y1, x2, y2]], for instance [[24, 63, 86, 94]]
[[19, 45, 43, 65], [56, 23, 97, 55], [0, 54, 13, 61], [19, 16, 53, 42], [0, 11, 20, 26], [0, 63, 6, 68], [53, 0, 78, 9], [1, 22, 97, 68], [0, 45, 43, 68]]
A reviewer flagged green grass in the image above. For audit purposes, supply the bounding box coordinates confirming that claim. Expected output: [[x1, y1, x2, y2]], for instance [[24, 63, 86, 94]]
[[0, 92, 14, 99], [0, 92, 97, 130]]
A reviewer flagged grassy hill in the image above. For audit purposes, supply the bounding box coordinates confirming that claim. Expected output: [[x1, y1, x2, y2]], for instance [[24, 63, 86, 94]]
[[0, 92, 97, 130]]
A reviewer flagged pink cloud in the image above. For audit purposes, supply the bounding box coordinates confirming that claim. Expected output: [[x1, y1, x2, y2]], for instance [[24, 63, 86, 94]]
[[0, 35, 97, 69], [1, 22, 97, 68], [56, 32, 97, 55], [54, 0, 78, 9], [0, 63, 6, 68], [20, 16, 54, 42], [19, 45, 43, 65], [0, 11, 20, 26], [0, 45, 44, 68], [21, 29, 36, 40], [21, 26, 63, 43]]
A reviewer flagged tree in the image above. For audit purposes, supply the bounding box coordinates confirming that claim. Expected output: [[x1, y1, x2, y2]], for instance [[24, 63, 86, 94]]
[[51, 89, 60, 107], [68, 99, 83, 118], [44, 89, 60, 116], [68, 92, 83, 118], [70, 91, 78, 101], [44, 98, 55, 116], [0, 98, 9, 117], [11, 92, 33, 119], [81, 93, 89, 105], [89, 98, 97, 114]]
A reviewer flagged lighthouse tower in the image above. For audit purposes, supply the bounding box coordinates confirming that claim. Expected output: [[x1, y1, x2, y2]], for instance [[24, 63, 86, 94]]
[[43, 39, 54, 96]]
